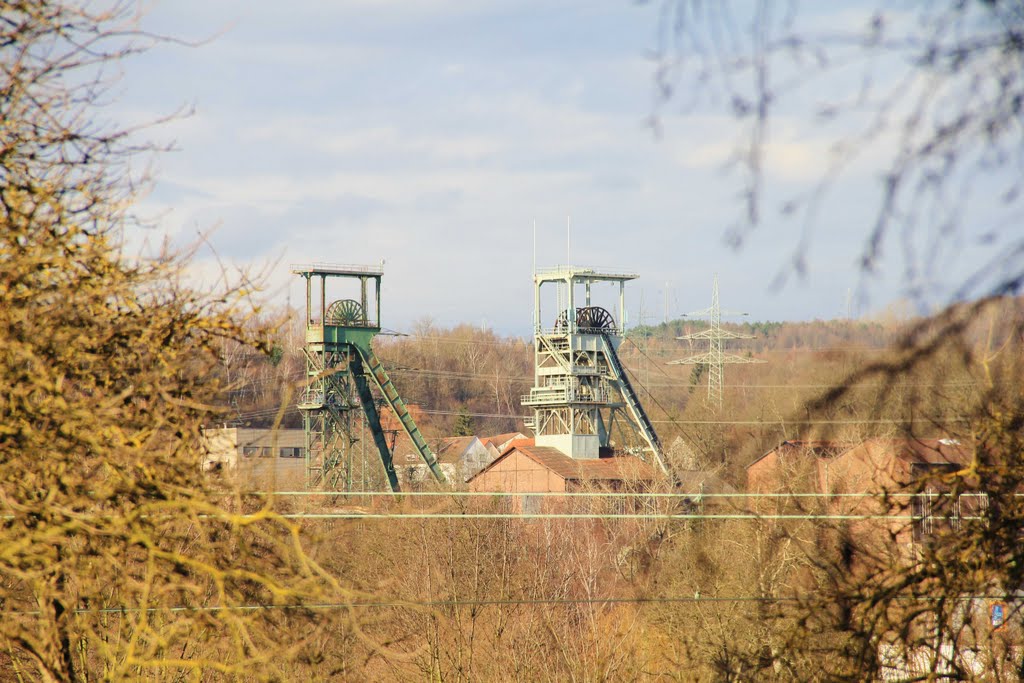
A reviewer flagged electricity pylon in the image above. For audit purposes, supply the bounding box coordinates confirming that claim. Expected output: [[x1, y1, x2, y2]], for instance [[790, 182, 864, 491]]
[[668, 274, 764, 409]]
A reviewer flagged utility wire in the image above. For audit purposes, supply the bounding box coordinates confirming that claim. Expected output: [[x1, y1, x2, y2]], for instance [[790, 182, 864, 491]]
[[226, 402, 970, 426], [391, 334, 901, 355], [242, 491, 989, 499], [381, 364, 976, 390], [232, 354, 975, 391], [3, 593, 1009, 618], [273, 513, 969, 521], [619, 336, 695, 439], [2, 509, 984, 522]]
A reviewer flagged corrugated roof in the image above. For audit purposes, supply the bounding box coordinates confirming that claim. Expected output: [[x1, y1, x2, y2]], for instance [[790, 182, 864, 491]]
[[499, 438, 534, 455]]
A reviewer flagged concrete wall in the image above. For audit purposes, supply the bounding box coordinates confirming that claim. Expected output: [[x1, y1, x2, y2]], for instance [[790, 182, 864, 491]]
[[234, 428, 306, 456], [536, 433, 599, 459], [201, 428, 307, 488], [202, 428, 306, 461]]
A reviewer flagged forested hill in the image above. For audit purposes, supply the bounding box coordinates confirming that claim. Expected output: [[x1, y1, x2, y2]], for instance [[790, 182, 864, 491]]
[[628, 317, 900, 354]]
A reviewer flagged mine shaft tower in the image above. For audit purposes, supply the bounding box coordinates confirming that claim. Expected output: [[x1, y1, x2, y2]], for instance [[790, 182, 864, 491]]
[[525, 266, 666, 472], [294, 264, 444, 491]]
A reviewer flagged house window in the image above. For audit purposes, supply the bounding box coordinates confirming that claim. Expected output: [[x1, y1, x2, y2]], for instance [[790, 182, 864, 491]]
[[242, 447, 258, 457], [279, 447, 303, 458]]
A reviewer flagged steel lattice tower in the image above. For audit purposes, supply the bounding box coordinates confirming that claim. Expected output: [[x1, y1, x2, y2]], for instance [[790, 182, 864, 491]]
[[294, 264, 444, 491], [668, 275, 764, 409], [525, 266, 666, 471]]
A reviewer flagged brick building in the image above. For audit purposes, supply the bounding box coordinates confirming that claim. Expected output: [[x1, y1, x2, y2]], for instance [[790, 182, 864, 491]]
[[468, 440, 658, 511]]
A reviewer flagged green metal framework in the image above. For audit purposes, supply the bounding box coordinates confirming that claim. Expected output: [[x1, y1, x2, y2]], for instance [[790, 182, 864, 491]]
[[293, 264, 445, 491]]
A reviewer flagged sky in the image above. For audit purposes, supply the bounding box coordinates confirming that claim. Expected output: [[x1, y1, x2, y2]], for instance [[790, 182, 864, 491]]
[[113, 1, 1014, 337]]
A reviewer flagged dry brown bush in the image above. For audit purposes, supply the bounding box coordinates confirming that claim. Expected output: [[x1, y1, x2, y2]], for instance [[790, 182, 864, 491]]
[[0, 2, 360, 679]]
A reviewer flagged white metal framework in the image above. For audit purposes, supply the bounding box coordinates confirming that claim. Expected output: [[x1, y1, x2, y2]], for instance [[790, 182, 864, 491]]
[[525, 266, 666, 471]]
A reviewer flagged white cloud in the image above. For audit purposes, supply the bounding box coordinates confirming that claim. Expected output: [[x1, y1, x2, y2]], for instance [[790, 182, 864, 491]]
[[118, 0, 990, 333]]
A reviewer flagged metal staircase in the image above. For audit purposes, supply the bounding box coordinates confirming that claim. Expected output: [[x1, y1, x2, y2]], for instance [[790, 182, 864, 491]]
[[353, 345, 446, 485], [599, 333, 666, 472]]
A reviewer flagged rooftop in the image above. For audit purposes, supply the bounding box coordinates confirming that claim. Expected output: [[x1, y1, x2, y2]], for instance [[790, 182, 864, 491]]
[[861, 437, 971, 466], [473, 444, 658, 483], [747, 440, 851, 469], [481, 432, 527, 448], [291, 262, 384, 277], [435, 436, 480, 464], [533, 265, 638, 284]]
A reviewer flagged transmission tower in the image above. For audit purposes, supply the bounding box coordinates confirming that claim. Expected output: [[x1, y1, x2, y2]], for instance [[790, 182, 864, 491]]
[[668, 274, 764, 409]]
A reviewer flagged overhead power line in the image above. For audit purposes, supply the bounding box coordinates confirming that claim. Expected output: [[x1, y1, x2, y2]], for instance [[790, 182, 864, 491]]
[[6, 592, 1006, 618], [244, 490, 986, 499], [385, 364, 975, 390], [272, 512, 957, 521], [218, 359, 976, 393], [226, 402, 970, 427]]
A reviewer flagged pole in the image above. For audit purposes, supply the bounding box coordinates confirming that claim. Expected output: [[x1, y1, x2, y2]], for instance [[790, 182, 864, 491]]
[[664, 281, 669, 325]]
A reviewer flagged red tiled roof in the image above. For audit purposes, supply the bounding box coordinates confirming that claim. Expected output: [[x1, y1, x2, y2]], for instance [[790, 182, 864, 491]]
[[499, 438, 534, 456], [747, 440, 850, 469], [435, 436, 478, 464], [861, 437, 970, 466], [483, 432, 526, 448], [509, 445, 657, 482]]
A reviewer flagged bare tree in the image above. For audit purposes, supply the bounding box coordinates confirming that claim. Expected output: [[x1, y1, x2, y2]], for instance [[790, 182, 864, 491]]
[[646, 0, 1024, 302], [643, 6, 1024, 675], [0, 2, 357, 679]]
